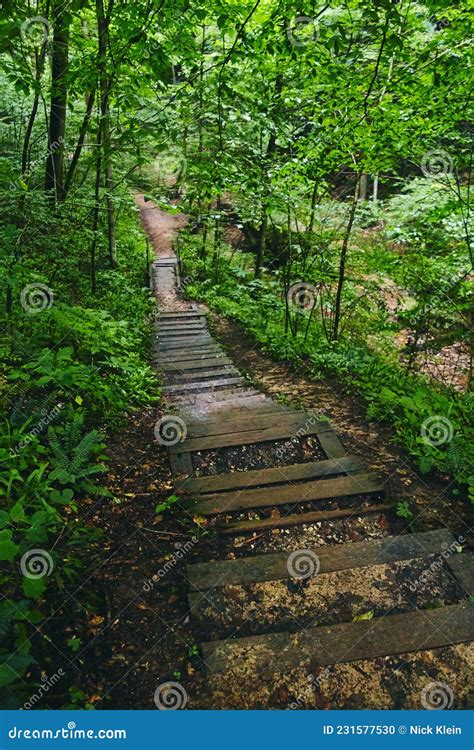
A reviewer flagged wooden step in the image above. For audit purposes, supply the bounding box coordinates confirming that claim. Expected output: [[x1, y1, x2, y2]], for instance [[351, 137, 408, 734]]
[[201, 602, 474, 674], [180, 456, 363, 494], [218, 502, 390, 534], [187, 529, 455, 591], [447, 551, 474, 596], [169, 417, 334, 454], [160, 357, 233, 371], [168, 368, 239, 382], [163, 377, 246, 395], [154, 349, 224, 362], [158, 338, 214, 350], [184, 410, 315, 438], [159, 312, 206, 319], [191, 471, 382, 516]]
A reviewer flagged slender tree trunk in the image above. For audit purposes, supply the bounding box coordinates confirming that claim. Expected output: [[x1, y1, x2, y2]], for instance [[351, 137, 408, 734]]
[[63, 89, 96, 198], [358, 173, 368, 201], [45, 0, 70, 201], [90, 117, 102, 295], [372, 174, 379, 202], [96, 0, 116, 266], [255, 75, 281, 278], [332, 184, 359, 340], [307, 179, 319, 234]]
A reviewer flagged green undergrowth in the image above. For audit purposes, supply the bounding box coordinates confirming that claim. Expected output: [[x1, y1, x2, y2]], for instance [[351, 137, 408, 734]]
[[0, 197, 158, 707], [178, 231, 473, 498]]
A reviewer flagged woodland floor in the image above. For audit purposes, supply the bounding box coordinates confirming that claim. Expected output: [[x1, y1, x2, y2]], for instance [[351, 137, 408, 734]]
[[75, 198, 473, 710]]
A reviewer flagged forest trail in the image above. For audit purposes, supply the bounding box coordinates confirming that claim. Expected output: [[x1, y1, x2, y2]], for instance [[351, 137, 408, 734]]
[[141, 200, 474, 709]]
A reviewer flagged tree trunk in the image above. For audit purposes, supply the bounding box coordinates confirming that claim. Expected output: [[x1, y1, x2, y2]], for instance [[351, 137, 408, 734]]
[[63, 88, 96, 198], [307, 179, 318, 234], [372, 174, 379, 202], [332, 184, 359, 340], [96, 0, 116, 266], [45, 0, 70, 201]]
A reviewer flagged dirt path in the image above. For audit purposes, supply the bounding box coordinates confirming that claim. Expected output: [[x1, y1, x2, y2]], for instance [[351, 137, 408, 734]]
[[143, 200, 473, 710]]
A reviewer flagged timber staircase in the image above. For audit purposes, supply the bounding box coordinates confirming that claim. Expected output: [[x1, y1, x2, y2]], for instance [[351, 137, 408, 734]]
[[151, 256, 474, 706]]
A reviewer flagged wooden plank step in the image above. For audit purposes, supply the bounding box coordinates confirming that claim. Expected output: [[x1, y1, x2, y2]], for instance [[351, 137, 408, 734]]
[[191, 471, 382, 515], [184, 410, 317, 438], [153, 349, 224, 362], [156, 328, 210, 343], [178, 456, 364, 494], [158, 326, 208, 335], [168, 368, 239, 382], [187, 529, 455, 591], [177, 390, 265, 407], [159, 312, 206, 319], [218, 502, 390, 534], [158, 338, 214, 350], [160, 357, 233, 372], [163, 377, 246, 395], [447, 552, 474, 596], [202, 602, 474, 675], [169, 418, 333, 454]]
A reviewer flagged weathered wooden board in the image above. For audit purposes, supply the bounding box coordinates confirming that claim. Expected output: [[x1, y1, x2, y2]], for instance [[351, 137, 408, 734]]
[[178, 456, 365, 494], [187, 529, 455, 591], [169, 418, 333, 454], [160, 357, 233, 371], [184, 410, 315, 437], [170, 368, 239, 382], [218, 502, 390, 534], [201, 602, 474, 674], [191, 471, 382, 515], [447, 552, 474, 597], [163, 377, 246, 395], [169, 451, 193, 478]]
